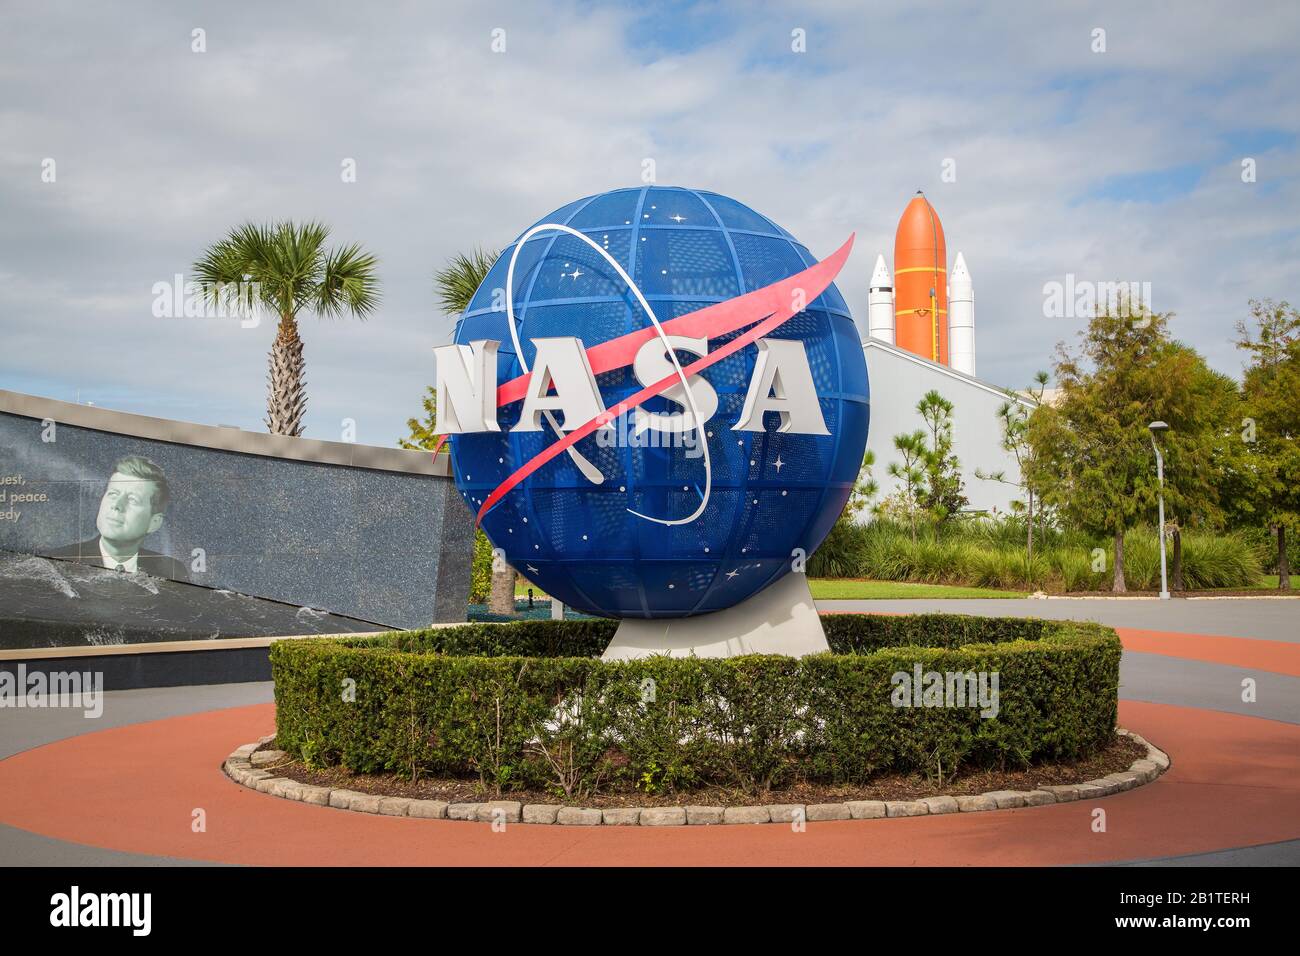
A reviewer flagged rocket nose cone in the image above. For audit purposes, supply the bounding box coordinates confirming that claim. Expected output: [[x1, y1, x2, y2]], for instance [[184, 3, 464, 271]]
[[951, 251, 970, 281], [870, 253, 891, 287], [895, 195, 946, 251]]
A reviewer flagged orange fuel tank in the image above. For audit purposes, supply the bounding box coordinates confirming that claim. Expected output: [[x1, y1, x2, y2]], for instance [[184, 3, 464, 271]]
[[893, 192, 948, 365]]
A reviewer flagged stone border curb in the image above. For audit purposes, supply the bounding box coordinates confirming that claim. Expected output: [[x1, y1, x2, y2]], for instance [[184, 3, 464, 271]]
[[223, 728, 1169, 827]]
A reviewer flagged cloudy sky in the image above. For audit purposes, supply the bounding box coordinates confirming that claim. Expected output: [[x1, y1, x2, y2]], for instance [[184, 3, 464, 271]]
[[2, 0, 1296, 446]]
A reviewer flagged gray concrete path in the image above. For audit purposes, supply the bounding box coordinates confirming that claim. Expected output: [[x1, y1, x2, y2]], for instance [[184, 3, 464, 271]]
[[1122, 652, 1300, 725], [0, 681, 274, 762], [2, 600, 1296, 866], [816, 597, 1300, 642]]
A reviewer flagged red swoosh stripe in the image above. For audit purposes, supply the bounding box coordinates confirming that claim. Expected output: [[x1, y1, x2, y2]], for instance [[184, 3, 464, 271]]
[[494, 235, 856, 408], [473, 234, 855, 525]]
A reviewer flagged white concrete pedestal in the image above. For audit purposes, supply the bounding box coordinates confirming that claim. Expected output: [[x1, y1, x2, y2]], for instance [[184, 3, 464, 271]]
[[601, 573, 829, 660]]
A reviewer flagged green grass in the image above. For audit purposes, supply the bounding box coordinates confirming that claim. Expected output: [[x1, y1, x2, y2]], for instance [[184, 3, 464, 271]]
[[516, 579, 547, 598], [515, 578, 1025, 601], [511, 561, 1281, 602], [808, 579, 1027, 600], [1197, 574, 1291, 593], [808, 517, 1268, 593]]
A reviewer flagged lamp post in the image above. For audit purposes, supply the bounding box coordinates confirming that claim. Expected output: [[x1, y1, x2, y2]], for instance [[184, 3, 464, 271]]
[[1149, 421, 1170, 600]]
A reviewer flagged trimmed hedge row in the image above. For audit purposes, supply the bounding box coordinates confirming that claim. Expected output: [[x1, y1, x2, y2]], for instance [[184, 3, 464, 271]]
[[271, 614, 1120, 797]]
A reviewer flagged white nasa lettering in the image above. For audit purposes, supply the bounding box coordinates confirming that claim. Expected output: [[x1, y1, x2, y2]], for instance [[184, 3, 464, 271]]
[[632, 335, 718, 435], [514, 337, 608, 432], [433, 334, 827, 436], [434, 340, 500, 434], [732, 338, 829, 435]]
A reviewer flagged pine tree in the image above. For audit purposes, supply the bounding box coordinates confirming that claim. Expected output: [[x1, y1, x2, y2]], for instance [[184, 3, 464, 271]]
[[915, 389, 968, 520], [977, 371, 1049, 560]]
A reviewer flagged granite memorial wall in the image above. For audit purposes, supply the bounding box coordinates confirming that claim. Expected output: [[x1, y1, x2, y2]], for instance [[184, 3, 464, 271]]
[[0, 390, 474, 635]]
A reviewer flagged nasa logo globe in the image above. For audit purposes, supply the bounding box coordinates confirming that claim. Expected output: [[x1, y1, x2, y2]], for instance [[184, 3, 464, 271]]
[[438, 186, 869, 618]]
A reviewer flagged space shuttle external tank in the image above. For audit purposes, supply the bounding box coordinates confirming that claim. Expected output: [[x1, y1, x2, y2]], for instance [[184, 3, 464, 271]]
[[893, 191, 948, 365]]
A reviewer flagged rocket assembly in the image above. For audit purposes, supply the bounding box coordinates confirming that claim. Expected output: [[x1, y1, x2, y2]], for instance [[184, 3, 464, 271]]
[[867, 190, 975, 376]]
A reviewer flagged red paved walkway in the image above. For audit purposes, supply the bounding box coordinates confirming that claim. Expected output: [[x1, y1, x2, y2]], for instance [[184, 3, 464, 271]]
[[0, 697, 1297, 866], [1117, 627, 1300, 677], [2, 624, 1298, 865]]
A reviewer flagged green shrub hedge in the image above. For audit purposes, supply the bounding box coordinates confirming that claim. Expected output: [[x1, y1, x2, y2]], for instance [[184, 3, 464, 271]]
[[809, 518, 1265, 591], [271, 614, 1120, 798]]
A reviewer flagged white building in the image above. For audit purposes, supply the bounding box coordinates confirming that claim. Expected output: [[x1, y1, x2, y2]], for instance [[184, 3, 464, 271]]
[[862, 338, 1035, 515]]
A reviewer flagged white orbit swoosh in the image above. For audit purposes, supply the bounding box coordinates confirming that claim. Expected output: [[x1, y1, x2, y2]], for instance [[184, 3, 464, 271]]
[[505, 223, 713, 527]]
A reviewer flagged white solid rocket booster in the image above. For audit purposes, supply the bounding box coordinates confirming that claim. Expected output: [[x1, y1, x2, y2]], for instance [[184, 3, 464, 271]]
[[867, 254, 895, 344], [948, 251, 974, 376]]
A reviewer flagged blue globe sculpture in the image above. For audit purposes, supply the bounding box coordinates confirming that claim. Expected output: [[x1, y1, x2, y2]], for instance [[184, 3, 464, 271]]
[[450, 186, 869, 618]]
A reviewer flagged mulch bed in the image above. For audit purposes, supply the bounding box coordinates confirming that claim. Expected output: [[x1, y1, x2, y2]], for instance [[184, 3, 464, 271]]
[[261, 734, 1147, 808]]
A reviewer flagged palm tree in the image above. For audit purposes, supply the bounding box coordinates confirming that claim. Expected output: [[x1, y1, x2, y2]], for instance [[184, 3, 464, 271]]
[[434, 248, 497, 316], [193, 221, 379, 437], [432, 248, 518, 614]]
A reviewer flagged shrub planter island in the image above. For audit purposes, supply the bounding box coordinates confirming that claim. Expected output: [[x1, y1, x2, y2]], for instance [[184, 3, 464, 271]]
[[230, 614, 1163, 824]]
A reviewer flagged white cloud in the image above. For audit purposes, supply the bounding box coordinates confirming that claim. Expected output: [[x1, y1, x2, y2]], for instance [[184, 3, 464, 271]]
[[0, 0, 1295, 443]]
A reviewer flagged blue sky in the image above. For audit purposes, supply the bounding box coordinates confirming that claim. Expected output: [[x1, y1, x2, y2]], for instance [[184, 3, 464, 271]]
[[1, 0, 1296, 445]]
